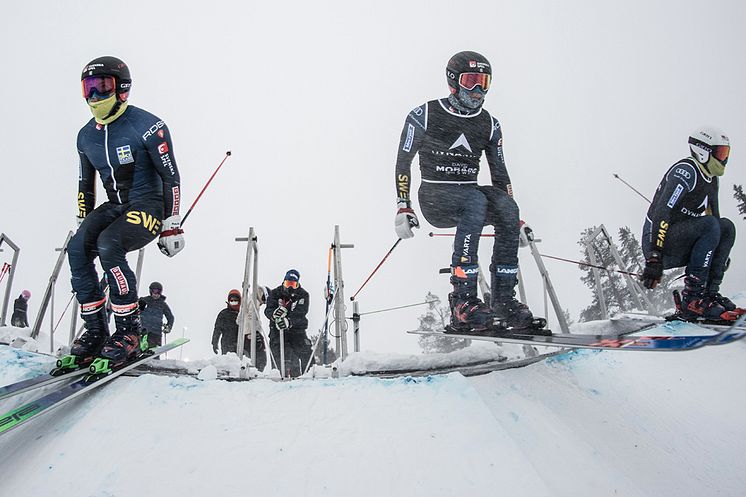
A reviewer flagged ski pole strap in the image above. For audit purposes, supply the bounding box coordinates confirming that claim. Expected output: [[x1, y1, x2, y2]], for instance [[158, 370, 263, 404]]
[[349, 238, 402, 301], [159, 228, 184, 238]]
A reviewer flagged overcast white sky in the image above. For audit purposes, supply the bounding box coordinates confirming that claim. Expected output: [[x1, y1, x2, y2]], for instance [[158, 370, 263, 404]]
[[2, 0, 745, 358]]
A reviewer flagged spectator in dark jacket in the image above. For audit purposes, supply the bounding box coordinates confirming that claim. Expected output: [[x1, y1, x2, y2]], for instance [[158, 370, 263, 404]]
[[11, 290, 31, 327], [264, 269, 312, 378], [138, 282, 175, 348], [212, 289, 266, 369]]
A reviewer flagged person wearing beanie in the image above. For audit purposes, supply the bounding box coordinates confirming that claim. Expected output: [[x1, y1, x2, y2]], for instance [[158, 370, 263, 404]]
[[11, 290, 31, 327], [264, 269, 312, 378]]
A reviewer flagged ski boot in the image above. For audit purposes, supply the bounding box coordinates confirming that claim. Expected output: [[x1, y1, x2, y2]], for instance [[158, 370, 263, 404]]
[[91, 306, 148, 375], [53, 303, 109, 375], [491, 273, 550, 336], [446, 264, 496, 333], [677, 275, 732, 322], [706, 293, 745, 316]]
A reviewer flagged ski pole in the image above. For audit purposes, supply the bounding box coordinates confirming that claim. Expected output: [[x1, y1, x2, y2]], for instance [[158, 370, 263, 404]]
[[612, 173, 651, 204], [429, 232, 641, 277], [51, 293, 76, 335], [349, 238, 402, 301], [181, 150, 232, 226], [323, 246, 333, 364]]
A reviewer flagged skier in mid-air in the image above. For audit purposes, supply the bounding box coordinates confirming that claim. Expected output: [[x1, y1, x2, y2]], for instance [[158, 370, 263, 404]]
[[641, 126, 742, 320], [393, 51, 541, 332], [67, 56, 185, 368]]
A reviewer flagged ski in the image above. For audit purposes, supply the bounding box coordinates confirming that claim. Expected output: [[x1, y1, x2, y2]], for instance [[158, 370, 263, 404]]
[[0, 338, 189, 437], [407, 319, 746, 351], [0, 368, 88, 402]]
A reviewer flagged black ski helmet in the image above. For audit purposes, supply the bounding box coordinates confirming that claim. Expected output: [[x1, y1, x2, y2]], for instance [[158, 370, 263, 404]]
[[446, 51, 492, 95], [81, 56, 132, 102], [149, 281, 163, 292]]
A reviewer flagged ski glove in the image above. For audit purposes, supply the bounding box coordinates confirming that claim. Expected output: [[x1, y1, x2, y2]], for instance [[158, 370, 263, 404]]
[[274, 316, 290, 331], [272, 307, 288, 319], [395, 201, 419, 239], [158, 215, 185, 257], [213, 346, 219, 354], [642, 253, 663, 289], [518, 221, 534, 248], [163, 324, 172, 334]]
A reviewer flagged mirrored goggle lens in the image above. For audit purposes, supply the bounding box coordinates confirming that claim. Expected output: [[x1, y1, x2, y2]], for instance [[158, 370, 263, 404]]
[[82, 76, 116, 99], [458, 72, 491, 91], [712, 145, 730, 163], [283, 280, 299, 289]]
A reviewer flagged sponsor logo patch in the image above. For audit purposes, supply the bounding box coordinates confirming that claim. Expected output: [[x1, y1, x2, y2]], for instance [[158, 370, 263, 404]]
[[172, 186, 180, 216], [449, 133, 473, 152], [403, 124, 415, 152], [109, 266, 130, 296], [142, 120, 165, 141], [667, 184, 684, 208], [116, 145, 134, 165], [158, 142, 169, 154]]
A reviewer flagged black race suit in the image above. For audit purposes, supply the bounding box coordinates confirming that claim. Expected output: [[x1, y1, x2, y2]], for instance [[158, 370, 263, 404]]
[[395, 98, 520, 282], [642, 157, 735, 290], [68, 105, 181, 312]]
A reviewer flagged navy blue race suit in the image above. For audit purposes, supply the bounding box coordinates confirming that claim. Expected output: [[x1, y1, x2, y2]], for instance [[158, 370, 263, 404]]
[[264, 285, 311, 377], [68, 105, 181, 313], [395, 98, 520, 282], [642, 157, 735, 290]]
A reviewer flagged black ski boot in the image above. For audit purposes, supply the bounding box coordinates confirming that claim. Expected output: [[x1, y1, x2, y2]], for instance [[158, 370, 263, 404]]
[[491, 273, 547, 334], [680, 275, 728, 320], [99, 309, 146, 367], [69, 305, 109, 360], [447, 265, 495, 332]]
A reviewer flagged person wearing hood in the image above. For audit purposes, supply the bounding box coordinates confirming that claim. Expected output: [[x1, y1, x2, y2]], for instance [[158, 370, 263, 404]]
[[212, 289, 267, 370], [11, 290, 31, 327], [264, 270, 311, 378]]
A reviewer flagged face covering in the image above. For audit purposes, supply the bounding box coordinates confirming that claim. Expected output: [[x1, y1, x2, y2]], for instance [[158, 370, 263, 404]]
[[87, 94, 128, 124]]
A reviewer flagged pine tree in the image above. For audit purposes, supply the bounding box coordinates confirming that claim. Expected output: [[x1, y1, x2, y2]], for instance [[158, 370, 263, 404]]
[[734, 184, 746, 219], [577, 226, 636, 321], [308, 332, 338, 365], [416, 293, 471, 353], [617, 226, 682, 315]]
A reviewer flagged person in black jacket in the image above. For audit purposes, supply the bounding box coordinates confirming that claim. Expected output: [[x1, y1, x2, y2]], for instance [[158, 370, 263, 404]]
[[138, 281, 175, 348], [211, 289, 266, 369], [264, 270, 312, 378], [11, 290, 31, 327], [641, 126, 742, 320]]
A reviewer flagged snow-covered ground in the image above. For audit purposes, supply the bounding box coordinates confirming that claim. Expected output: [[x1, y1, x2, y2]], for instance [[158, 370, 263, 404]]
[[0, 316, 745, 497]]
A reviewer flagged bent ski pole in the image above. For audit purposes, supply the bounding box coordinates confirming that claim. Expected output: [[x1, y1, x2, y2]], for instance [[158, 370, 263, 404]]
[[613, 173, 651, 204], [181, 150, 232, 226], [429, 232, 641, 277], [349, 238, 402, 301]]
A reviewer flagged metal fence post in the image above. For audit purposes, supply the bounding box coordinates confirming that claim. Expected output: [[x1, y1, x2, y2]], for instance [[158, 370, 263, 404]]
[[31, 231, 74, 343], [0, 234, 21, 326], [332, 226, 354, 360]]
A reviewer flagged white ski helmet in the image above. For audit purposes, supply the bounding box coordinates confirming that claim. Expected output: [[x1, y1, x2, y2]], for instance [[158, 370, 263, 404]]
[[688, 126, 730, 175]]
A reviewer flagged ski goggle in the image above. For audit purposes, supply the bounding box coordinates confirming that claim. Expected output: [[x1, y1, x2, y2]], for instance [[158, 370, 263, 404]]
[[283, 280, 299, 289], [712, 145, 730, 164], [82, 75, 116, 100], [690, 137, 730, 165], [150, 288, 161, 295], [459, 72, 491, 91]]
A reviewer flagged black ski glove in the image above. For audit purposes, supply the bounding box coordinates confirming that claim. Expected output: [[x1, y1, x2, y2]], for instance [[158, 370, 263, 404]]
[[642, 253, 663, 289]]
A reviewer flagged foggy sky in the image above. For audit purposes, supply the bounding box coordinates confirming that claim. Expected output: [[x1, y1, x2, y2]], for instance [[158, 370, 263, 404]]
[[1, 0, 745, 358]]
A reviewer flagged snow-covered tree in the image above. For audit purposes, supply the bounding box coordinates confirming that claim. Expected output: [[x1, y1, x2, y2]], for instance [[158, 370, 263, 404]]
[[416, 293, 470, 353], [734, 184, 746, 219]]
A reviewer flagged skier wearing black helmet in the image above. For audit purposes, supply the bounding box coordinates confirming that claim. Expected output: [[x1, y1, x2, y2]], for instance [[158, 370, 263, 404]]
[[138, 282, 175, 348], [66, 56, 185, 369], [393, 51, 541, 332]]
